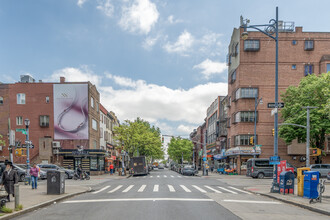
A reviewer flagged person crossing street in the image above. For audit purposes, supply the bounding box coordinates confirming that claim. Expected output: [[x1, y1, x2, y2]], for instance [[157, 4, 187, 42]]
[[0, 161, 18, 202]]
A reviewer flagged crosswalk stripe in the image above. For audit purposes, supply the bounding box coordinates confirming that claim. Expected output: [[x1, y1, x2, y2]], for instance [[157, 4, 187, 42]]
[[157, 175, 160, 178], [204, 185, 222, 193], [108, 185, 123, 193], [218, 187, 237, 194], [153, 185, 159, 192], [92, 186, 110, 194], [192, 185, 207, 193], [228, 186, 252, 194], [170, 175, 174, 178], [138, 185, 146, 192], [143, 176, 146, 178], [164, 175, 167, 177], [150, 176, 153, 178], [168, 185, 175, 192], [177, 176, 182, 178], [122, 185, 134, 193], [180, 185, 191, 192]]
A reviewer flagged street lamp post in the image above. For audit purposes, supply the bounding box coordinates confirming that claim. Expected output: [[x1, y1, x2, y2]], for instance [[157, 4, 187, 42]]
[[24, 119, 30, 169], [254, 95, 263, 158], [241, 7, 279, 193]]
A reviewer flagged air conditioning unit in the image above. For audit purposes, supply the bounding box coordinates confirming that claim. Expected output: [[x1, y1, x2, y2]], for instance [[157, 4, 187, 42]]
[[53, 149, 59, 154], [0, 146, 2, 151], [52, 141, 61, 148]]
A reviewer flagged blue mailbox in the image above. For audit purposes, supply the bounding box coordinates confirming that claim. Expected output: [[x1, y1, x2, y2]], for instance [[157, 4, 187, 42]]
[[279, 171, 295, 195], [303, 171, 319, 199]]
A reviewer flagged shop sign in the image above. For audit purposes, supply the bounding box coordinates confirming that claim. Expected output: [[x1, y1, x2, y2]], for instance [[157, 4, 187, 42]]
[[72, 150, 89, 156]]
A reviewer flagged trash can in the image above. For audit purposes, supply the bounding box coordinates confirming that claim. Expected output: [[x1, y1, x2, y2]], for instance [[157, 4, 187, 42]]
[[47, 170, 65, 195], [297, 167, 310, 197], [303, 171, 319, 199], [279, 171, 295, 195]]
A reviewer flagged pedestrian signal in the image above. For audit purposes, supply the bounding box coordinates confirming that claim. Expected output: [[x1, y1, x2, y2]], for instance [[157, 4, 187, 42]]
[[310, 148, 321, 157]]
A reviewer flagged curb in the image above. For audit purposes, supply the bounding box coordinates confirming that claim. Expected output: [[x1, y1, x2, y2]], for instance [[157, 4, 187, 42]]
[[126, 175, 132, 179], [245, 188, 330, 216], [0, 187, 92, 220]]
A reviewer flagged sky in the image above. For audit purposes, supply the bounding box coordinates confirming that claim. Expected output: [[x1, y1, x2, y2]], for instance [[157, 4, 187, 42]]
[[1, 0, 330, 137]]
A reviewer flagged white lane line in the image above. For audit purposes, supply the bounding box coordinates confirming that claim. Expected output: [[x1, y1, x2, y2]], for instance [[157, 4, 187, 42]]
[[136, 177, 140, 179], [218, 187, 237, 194], [180, 185, 191, 192], [92, 186, 110, 194], [153, 185, 159, 192], [164, 175, 167, 177], [228, 186, 252, 194], [157, 175, 160, 178], [177, 176, 182, 178], [204, 185, 222, 193], [108, 185, 123, 193], [138, 185, 146, 192], [192, 185, 207, 193], [168, 185, 175, 192], [150, 176, 153, 178], [63, 198, 214, 203], [223, 200, 281, 204], [122, 185, 134, 193], [143, 176, 146, 178], [170, 175, 174, 178]]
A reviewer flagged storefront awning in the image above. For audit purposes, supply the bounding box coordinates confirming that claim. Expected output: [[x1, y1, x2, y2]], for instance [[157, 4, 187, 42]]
[[213, 154, 226, 160], [225, 146, 261, 156]]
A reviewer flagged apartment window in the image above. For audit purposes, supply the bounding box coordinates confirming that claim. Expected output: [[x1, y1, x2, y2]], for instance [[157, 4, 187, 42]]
[[16, 116, 23, 125], [93, 140, 97, 149], [304, 64, 313, 76], [40, 115, 49, 127], [327, 64, 330, 72], [0, 97, 3, 105], [292, 40, 297, 45], [235, 88, 258, 100], [244, 40, 260, 51], [292, 64, 296, 70], [91, 97, 94, 108], [17, 93, 25, 104], [234, 43, 239, 56], [92, 119, 97, 130], [234, 111, 257, 123], [235, 135, 254, 146], [230, 70, 236, 84], [100, 128, 103, 138], [226, 117, 231, 128], [304, 40, 314, 51], [46, 96, 50, 103], [96, 102, 99, 112]]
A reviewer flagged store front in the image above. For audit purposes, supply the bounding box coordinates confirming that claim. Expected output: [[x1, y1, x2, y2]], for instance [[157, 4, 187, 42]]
[[59, 149, 106, 175]]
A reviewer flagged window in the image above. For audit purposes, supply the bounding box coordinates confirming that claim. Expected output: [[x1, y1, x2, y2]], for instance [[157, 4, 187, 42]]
[[39, 115, 49, 127], [304, 64, 313, 76], [234, 135, 254, 146], [292, 64, 296, 70], [0, 97, 3, 105], [234, 111, 257, 123], [235, 43, 239, 56], [304, 40, 314, 50], [235, 88, 258, 100], [292, 40, 297, 45], [226, 117, 231, 128], [92, 119, 97, 130], [255, 160, 272, 168], [17, 93, 25, 104], [16, 116, 23, 125], [91, 97, 94, 108], [46, 96, 50, 103], [100, 128, 103, 138], [244, 40, 260, 51], [327, 64, 330, 72], [230, 70, 236, 84], [93, 141, 97, 149], [96, 102, 99, 112]]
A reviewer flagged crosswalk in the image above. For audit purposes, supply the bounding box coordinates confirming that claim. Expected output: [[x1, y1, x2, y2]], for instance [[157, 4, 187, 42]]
[[134, 175, 195, 179], [92, 184, 251, 195]]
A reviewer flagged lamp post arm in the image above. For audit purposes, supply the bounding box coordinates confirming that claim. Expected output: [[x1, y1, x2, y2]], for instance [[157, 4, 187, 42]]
[[242, 25, 276, 40], [279, 123, 307, 129]]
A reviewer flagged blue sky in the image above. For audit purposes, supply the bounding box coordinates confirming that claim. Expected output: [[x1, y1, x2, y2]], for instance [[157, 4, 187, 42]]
[[1, 0, 330, 136]]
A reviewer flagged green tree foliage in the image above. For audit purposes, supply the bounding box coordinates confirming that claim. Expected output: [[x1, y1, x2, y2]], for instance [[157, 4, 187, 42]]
[[279, 72, 330, 149], [167, 137, 193, 163], [113, 117, 164, 160], [0, 135, 5, 146]]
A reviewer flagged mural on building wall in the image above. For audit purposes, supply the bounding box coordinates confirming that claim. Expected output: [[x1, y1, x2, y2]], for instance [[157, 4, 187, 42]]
[[54, 84, 89, 139]]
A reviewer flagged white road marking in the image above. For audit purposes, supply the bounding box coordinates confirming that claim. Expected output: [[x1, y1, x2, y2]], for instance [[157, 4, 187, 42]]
[[223, 200, 281, 204], [153, 185, 159, 192], [150, 176, 153, 178], [157, 175, 160, 178], [122, 185, 134, 193], [170, 175, 174, 178], [63, 198, 214, 203], [204, 185, 222, 193], [228, 186, 252, 194], [138, 185, 146, 192], [143, 176, 146, 178], [218, 187, 237, 194], [177, 176, 182, 178], [192, 185, 207, 193], [92, 186, 110, 194], [168, 185, 175, 192], [164, 175, 167, 177], [180, 185, 191, 192], [108, 185, 123, 193]]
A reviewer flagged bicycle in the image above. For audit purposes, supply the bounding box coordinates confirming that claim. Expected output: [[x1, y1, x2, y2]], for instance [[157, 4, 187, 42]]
[[309, 179, 326, 204]]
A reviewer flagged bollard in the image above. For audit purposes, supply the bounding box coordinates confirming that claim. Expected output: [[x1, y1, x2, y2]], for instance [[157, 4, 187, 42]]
[[14, 184, 19, 209]]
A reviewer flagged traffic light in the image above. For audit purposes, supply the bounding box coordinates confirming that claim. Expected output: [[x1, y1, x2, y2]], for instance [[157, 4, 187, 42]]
[[15, 148, 22, 156], [249, 136, 254, 145], [162, 137, 164, 143], [272, 128, 275, 136], [310, 148, 321, 157]]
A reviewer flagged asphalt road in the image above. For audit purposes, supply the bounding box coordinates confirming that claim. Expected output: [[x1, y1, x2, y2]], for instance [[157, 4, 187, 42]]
[[13, 169, 329, 220]]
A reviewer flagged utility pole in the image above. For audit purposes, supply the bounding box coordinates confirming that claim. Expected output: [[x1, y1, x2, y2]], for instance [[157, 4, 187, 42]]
[[302, 106, 318, 167], [203, 131, 207, 176]]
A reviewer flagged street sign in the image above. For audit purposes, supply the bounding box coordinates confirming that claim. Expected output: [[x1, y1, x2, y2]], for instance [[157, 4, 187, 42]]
[[203, 157, 207, 161], [21, 144, 34, 149], [271, 108, 278, 116], [15, 128, 26, 132], [255, 145, 262, 147], [267, 102, 284, 108], [269, 156, 281, 165], [25, 140, 32, 144]]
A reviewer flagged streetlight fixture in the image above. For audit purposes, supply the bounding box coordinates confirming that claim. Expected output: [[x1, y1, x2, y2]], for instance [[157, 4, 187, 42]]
[[24, 119, 31, 169], [241, 7, 280, 193], [254, 95, 263, 158]]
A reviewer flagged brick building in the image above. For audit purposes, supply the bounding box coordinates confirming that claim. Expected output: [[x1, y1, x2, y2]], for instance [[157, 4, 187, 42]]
[[226, 26, 330, 174]]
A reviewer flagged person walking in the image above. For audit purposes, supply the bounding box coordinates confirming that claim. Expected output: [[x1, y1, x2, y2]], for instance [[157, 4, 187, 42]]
[[77, 165, 83, 180], [0, 161, 18, 201], [110, 163, 114, 175], [30, 163, 39, 189]]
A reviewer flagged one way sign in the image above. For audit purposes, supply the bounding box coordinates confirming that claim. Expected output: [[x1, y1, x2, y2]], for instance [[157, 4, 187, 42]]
[[267, 102, 284, 108]]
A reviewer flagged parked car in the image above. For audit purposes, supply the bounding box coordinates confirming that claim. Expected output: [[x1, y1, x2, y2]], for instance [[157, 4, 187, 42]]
[[15, 164, 47, 180], [158, 164, 165, 169], [310, 164, 330, 177], [0, 163, 26, 182], [246, 158, 273, 179], [182, 165, 195, 176], [327, 172, 330, 180], [38, 164, 74, 179]]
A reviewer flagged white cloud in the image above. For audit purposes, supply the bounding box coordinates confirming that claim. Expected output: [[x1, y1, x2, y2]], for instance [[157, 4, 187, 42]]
[[105, 73, 145, 88], [167, 15, 183, 24], [119, 0, 159, 34], [199, 32, 223, 57], [97, 0, 114, 17], [163, 30, 194, 55], [142, 35, 160, 50], [177, 124, 196, 135], [193, 59, 227, 79], [77, 0, 88, 7]]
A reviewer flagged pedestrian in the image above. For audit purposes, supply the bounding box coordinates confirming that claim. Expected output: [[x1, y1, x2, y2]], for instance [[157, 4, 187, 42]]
[[68, 165, 72, 170], [0, 161, 18, 201], [30, 163, 39, 189], [77, 165, 83, 180], [110, 163, 114, 175]]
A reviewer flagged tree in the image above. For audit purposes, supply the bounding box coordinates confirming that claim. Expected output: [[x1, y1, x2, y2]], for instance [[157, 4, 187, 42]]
[[167, 137, 193, 163], [113, 117, 164, 160], [279, 72, 330, 149]]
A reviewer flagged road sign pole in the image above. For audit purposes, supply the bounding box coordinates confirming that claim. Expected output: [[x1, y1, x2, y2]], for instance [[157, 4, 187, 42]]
[[26, 126, 30, 169]]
